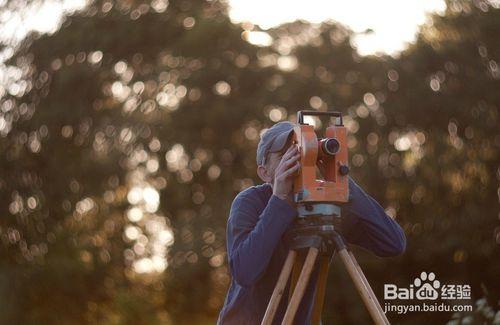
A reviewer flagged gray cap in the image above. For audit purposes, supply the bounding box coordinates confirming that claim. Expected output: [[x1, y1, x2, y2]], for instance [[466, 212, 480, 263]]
[[256, 121, 295, 166]]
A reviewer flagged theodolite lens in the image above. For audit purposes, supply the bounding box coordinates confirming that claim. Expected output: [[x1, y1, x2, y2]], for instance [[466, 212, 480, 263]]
[[322, 138, 340, 156]]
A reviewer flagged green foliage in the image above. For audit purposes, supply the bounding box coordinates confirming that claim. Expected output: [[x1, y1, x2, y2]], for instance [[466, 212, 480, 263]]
[[0, 0, 498, 323]]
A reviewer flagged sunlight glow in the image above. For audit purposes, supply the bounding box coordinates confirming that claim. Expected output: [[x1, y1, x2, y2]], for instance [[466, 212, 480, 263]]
[[242, 31, 273, 46], [0, 0, 87, 46], [125, 162, 172, 275], [228, 0, 446, 56]]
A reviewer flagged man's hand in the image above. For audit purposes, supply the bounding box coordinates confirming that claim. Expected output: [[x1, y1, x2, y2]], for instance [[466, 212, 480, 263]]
[[273, 144, 300, 201]]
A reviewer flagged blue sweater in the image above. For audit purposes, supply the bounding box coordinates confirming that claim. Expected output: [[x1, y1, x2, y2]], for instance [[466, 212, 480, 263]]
[[217, 177, 406, 324]]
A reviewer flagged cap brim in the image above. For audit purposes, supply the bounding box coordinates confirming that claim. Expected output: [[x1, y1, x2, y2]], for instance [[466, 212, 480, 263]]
[[269, 129, 294, 153]]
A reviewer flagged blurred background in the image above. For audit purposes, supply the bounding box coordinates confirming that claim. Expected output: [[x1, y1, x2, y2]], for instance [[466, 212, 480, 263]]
[[0, 0, 499, 323]]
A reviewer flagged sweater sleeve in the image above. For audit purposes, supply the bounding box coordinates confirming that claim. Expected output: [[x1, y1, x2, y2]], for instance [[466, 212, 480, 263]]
[[226, 192, 297, 287], [340, 177, 407, 257]]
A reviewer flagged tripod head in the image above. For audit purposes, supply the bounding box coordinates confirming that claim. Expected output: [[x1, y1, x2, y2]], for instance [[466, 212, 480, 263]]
[[291, 110, 349, 205]]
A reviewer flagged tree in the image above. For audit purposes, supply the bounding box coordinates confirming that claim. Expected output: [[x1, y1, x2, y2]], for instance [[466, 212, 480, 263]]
[[0, 0, 498, 323]]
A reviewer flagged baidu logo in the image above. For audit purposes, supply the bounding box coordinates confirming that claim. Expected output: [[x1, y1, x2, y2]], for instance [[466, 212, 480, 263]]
[[383, 271, 472, 314], [384, 271, 470, 301], [414, 272, 440, 300]]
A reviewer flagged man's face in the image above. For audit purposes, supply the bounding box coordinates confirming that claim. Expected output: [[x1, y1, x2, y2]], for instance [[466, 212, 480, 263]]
[[263, 139, 293, 183]]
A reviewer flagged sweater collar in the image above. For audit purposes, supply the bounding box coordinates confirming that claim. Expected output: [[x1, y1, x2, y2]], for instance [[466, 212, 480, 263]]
[[259, 182, 273, 198]]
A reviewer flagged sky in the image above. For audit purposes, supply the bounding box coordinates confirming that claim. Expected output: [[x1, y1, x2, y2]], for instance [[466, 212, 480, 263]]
[[227, 0, 446, 56], [0, 0, 446, 59]]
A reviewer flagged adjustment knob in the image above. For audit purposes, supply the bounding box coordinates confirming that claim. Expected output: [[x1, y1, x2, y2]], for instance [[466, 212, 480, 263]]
[[339, 164, 349, 175]]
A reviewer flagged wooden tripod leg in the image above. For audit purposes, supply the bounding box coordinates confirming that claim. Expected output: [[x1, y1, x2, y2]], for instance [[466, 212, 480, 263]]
[[337, 248, 389, 325], [282, 247, 319, 325], [261, 250, 297, 325], [348, 250, 389, 325], [311, 254, 331, 325], [289, 250, 306, 302]]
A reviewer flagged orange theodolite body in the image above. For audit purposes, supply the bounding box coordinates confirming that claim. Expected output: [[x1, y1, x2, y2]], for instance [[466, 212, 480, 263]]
[[291, 117, 349, 204]]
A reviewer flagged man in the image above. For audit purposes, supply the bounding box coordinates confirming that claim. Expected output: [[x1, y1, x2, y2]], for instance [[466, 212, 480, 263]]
[[217, 121, 406, 324]]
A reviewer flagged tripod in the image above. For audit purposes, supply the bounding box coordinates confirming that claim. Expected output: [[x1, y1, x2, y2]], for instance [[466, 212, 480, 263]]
[[261, 202, 390, 325]]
